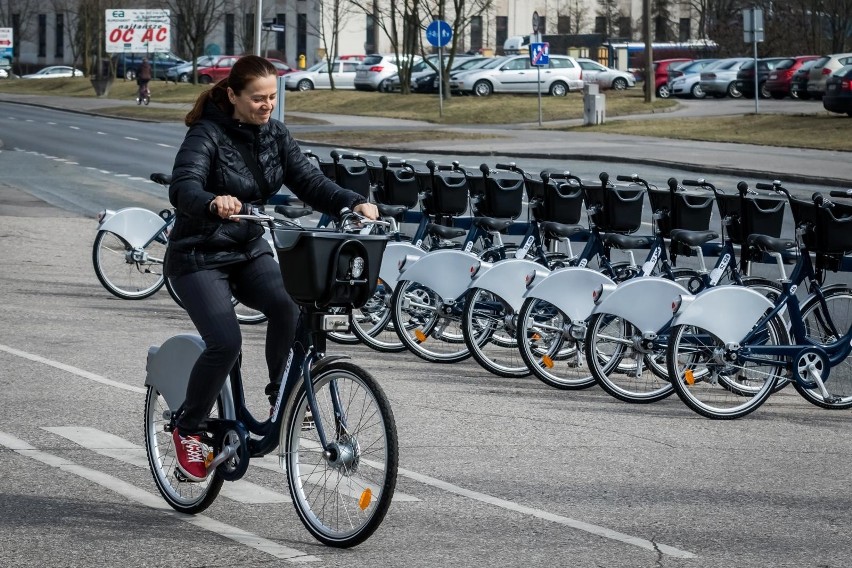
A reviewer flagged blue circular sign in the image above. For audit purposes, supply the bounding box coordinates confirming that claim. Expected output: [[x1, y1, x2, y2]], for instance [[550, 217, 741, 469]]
[[426, 20, 453, 48]]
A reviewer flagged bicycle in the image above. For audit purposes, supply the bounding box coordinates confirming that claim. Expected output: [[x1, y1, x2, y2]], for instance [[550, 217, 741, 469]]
[[666, 183, 852, 419], [136, 81, 150, 105], [144, 208, 398, 546]]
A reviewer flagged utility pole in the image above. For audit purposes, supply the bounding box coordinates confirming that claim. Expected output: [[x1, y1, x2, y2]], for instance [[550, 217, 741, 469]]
[[643, 0, 654, 102], [254, 0, 263, 55]]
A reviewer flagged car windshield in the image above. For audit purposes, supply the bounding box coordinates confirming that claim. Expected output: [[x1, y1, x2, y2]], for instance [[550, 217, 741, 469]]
[[361, 55, 384, 66], [455, 58, 488, 70], [479, 57, 508, 69], [774, 58, 796, 70], [813, 56, 830, 68], [306, 61, 326, 72], [714, 59, 744, 70]]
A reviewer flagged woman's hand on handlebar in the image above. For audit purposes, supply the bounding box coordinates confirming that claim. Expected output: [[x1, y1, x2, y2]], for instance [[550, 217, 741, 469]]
[[353, 202, 379, 220], [209, 195, 243, 219]]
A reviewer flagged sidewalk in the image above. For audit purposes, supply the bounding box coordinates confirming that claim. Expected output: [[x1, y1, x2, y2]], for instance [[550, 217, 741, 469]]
[[1, 92, 848, 188]]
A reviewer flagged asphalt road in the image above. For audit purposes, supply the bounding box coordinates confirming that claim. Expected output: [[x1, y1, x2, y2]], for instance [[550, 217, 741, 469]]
[[1, 106, 851, 568]]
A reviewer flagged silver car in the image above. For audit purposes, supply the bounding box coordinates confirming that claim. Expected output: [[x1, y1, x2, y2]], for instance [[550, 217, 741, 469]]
[[354, 54, 421, 91], [450, 54, 583, 96], [283, 59, 360, 91], [807, 52, 852, 98], [576, 58, 635, 90], [699, 57, 751, 98]]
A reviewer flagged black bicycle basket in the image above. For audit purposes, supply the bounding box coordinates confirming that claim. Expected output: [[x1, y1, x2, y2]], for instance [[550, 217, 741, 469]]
[[649, 189, 715, 238], [272, 228, 388, 308], [716, 193, 785, 244], [422, 171, 469, 217], [789, 196, 852, 254], [475, 172, 525, 219], [376, 166, 420, 208], [333, 160, 371, 200], [582, 180, 645, 234], [542, 181, 584, 225]]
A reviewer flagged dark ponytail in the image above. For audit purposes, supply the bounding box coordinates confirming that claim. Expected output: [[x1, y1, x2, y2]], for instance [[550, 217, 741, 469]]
[[184, 55, 278, 126]]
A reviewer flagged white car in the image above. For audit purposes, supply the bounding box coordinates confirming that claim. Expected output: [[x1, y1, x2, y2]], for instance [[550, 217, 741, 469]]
[[669, 71, 707, 98], [576, 58, 636, 90], [354, 54, 421, 91], [284, 59, 360, 91], [449, 54, 584, 96], [22, 65, 85, 79]]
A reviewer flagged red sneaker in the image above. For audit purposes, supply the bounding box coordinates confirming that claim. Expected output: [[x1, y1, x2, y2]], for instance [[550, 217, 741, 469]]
[[172, 429, 208, 482]]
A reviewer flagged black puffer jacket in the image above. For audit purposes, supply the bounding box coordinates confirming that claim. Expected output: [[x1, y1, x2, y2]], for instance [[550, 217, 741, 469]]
[[165, 101, 365, 276]]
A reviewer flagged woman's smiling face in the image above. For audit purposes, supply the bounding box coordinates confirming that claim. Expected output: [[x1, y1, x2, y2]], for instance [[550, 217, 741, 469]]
[[228, 73, 278, 125]]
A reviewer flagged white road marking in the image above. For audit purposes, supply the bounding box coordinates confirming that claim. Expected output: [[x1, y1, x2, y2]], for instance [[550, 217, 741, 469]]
[[69, 125, 80, 130], [125, 136, 139, 141], [157, 143, 174, 148], [97, 131, 107, 135], [1, 344, 693, 557], [45, 426, 289, 504], [47, 121, 56, 125], [0, 431, 317, 562]]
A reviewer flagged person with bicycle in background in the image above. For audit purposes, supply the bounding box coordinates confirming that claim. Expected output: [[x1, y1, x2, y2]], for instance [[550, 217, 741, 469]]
[[136, 57, 152, 102], [165, 55, 378, 482]]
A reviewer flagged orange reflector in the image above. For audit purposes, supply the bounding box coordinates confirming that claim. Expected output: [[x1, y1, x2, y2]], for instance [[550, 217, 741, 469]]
[[542, 355, 554, 368], [359, 488, 372, 510], [204, 452, 214, 468], [531, 333, 541, 341], [414, 329, 427, 342], [684, 369, 695, 385]]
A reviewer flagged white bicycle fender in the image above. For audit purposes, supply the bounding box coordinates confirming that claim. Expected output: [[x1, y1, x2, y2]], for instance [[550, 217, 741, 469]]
[[379, 242, 425, 291], [523, 267, 615, 322], [670, 286, 773, 345], [145, 334, 235, 415], [591, 277, 689, 333], [469, 258, 550, 311], [98, 207, 166, 249], [397, 248, 479, 301]]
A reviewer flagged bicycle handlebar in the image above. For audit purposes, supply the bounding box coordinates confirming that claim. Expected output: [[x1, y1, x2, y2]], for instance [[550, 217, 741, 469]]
[[830, 190, 852, 199]]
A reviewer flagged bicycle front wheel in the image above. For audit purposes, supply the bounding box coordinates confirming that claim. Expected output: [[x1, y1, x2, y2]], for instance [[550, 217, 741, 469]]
[[350, 279, 406, 353], [667, 314, 789, 419], [282, 361, 398, 547], [143, 386, 224, 514], [93, 230, 165, 299], [463, 288, 530, 377]]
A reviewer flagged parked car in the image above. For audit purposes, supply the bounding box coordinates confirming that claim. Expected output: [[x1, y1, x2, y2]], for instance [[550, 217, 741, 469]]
[[268, 58, 295, 76], [283, 59, 360, 91], [385, 54, 479, 92], [113, 52, 185, 81], [354, 53, 421, 91], [669, 59, 720, 98], [166, 55, 217, 83], [822, 64, 852, 116], [807, 52, 852, 99], [735, 57, 788, 98], [649, 58, 692, 98], [699, 57, 751, 98], [787, 58, 820, 99], [22, 65, 85, 79], [764, 55, 820, 99], [412, 56, 492, 93], [196, 55, 240, 84], [576, 58, 635, 90], [450, 54, 584, 97]]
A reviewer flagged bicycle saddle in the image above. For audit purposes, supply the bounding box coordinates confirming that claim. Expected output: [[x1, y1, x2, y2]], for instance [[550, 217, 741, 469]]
[[669, 229, 719, 247], [746, 234, 796, 253]]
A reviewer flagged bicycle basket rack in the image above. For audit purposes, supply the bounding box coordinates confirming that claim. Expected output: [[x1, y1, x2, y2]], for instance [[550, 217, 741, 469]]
[[474, 167, 525, 219], [715, 193, 786, 244], [788, 196, 852, 254], [649, 188, 715, 238], [582, 176, 645, 234], [272, 228, 388, 308]]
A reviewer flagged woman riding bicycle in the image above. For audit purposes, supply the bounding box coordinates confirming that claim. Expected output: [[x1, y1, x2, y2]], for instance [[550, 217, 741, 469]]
[[136, 57, 152, 102], [165, 55, 378, 482]]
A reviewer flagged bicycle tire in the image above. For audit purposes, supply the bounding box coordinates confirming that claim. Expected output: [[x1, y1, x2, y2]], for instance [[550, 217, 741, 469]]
[[516, 296, 597, 390], [92, 230, 166, 300], [349, 279, 407, 353], [390, 279, 471, 363], [144, 386, 224, 514], [462, 288, 530, 377], [282, 361, 398, 547], [667, 313, 789, 419], [793, 287, 852, 409]]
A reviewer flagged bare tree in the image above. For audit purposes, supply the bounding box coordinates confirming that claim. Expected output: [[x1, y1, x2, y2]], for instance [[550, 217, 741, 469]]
[[308, 0, 356, 88], [596, 0, 624, 38], [557, 0, 590, 35], [0, 0, 43, 66], [163, 0, 224, 82], [51, 0, 84, 71], [227, 0, 271, 54]]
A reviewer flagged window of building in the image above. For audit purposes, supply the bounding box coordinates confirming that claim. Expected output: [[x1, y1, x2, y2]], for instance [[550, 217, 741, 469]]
[[244, 13, 255, 51], [654, 16, 668, 42], [275, 13, 286, 53], [679, 18, 691, 41], [365, 14, 375, 54], [38, 14, 46, 58], [225, 14, 234, 55], [495, 16, 508, 55], [557, 16, 570, 34], [55, 13, 64, 58], [297, 13, 306, 59], [618, 16, 631, 39], [538, 17, 546, 34], [594, 16, 606, 36], [470, 16, 482, 52]]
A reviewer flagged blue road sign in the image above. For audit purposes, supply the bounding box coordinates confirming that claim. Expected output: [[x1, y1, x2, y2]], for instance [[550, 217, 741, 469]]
[[530, 42, 550, 66], [426, 20, 453, 48]]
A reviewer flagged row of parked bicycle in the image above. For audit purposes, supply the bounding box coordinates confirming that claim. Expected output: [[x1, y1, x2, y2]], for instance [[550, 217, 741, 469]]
[[91, 149, 852, 422]]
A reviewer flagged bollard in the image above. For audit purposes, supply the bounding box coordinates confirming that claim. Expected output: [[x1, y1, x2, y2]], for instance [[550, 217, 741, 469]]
[[583, 83, 606, 125]]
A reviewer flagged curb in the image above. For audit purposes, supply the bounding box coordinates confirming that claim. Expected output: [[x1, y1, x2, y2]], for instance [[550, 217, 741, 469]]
[[0, 98, 165, 123]]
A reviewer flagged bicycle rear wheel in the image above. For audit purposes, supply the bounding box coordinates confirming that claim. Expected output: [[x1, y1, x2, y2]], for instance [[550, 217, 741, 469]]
[[463, 288, 530, 377], [143, 386, 224, 514], [667, 314, 789, 419], [93, 230, 166, 299], [349, 279, 406, 352], [282, 361, 398, 547]]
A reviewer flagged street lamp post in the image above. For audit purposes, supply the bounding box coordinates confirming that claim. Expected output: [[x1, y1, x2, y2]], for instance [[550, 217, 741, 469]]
[[254, 0, 263, 55]]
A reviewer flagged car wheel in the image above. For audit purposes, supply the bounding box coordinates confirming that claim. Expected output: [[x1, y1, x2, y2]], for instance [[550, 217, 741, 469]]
[[759, 82, 770, 99], [178, 73, 189, 83], [199, 75, 212, 84], [473, 80, 493, 97], [125, 69, 136, 81], [297, 79, 313, 91], [611, 77, 628, 90], [690, 83, 706, 99], [726, 82, 742, 98], [377, 79, 388, 92], [549, 81, 568, 97], [657, 84, 671, 98]]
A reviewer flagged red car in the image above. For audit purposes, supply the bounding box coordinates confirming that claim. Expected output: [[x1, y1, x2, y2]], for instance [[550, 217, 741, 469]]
[[765, 55, 820, 99], [651, 58, 692, 98], [197, 56, 294, 84]]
